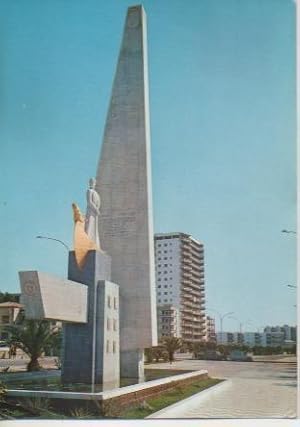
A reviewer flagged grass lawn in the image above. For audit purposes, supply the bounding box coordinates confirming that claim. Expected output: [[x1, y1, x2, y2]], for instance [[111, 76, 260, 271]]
[[119, 377, 223, 419]]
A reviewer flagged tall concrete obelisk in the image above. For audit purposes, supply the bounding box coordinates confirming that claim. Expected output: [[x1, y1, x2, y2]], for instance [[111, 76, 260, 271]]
[[95, 5, 157, 379]]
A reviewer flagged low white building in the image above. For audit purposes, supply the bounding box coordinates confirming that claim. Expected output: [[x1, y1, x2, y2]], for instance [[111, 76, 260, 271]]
[[216, 329, 294, 348]]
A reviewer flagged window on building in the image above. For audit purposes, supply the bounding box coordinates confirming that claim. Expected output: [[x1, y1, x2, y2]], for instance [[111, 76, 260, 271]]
[[164, 264, 168, 267], [158, 285, 161, 288], [164, 257, 167, 260], [114, 297, 117, 310], [113, 341, 116, 353], [107, 318, 110, 330], [107, 296, 111, 308], [113, 319, 117, 331], [106, 340, 110, 353], [1, 316, 9, 323]]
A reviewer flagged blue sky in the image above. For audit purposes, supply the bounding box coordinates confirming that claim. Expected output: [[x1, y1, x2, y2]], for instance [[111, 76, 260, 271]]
[[0, 0, 296, 331]]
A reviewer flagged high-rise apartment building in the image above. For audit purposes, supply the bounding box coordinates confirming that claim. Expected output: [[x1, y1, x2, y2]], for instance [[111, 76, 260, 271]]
[[154, 232, 206, 343]]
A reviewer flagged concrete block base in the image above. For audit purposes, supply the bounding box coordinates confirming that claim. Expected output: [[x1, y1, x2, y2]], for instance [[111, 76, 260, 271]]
[[120, 349, 144, 381]]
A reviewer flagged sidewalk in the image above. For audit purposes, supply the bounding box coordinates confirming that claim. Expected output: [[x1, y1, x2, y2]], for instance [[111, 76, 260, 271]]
[[146, 359, 297, 418]]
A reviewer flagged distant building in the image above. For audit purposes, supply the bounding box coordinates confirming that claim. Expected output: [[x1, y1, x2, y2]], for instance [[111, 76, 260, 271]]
[[263, 325, 297, 347], [243, 332, 263, 347], [0, 301, 23, 340], [265, 325, 297, 342], [157, 305, 181, 338], [154, 232, 206, 343], [217, 325, 296, 348], [205, 316, 216, 341], [216, 332, 234, 345]]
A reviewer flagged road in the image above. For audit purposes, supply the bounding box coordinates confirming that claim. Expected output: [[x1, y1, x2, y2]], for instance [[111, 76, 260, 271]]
[[147, 357, 297, 418]]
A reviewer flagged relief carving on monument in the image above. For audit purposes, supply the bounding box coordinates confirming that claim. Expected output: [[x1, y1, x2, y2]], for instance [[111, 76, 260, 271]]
[[101, 210, 136, 238]]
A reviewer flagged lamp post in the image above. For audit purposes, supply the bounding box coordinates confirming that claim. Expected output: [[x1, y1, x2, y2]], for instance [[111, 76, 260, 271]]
[[36, 235, 70, 252], [207, 309, 234, 343]]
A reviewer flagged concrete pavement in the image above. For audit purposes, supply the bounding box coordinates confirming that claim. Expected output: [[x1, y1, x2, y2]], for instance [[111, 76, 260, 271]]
[[147, 358, 297, 418]]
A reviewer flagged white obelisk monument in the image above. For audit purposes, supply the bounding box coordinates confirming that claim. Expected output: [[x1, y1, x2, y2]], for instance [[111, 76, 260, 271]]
[[96, 5, 157, 379]]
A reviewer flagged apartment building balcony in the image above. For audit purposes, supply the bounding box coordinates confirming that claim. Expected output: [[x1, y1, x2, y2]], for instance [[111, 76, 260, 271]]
[[181, 279, 193, 285], [185, 281, 202, 292], [191, 270, 202, 278], [181, 307, 193, 315], [181, 315, 194, 323]]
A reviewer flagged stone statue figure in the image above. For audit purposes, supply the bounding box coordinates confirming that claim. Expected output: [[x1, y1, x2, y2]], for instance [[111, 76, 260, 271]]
[[72, 203, 98, 269], [85, 178, 101, 250]]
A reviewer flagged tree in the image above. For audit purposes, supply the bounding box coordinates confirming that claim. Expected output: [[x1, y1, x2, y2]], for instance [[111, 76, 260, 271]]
[[206, 341, 217, 351], [5, 320, 56, 371], [216, 344, 230, 358], [160, 336, 182, 362], [191, 341, 206, 359], [144, 347, 154, 363], [152, 346, 168, 362], [44, 328, 62, 357], [0, 292, 19, 303]]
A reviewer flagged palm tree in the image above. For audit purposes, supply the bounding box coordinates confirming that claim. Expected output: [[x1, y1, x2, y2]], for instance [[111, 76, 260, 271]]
[[160, 336, 182, 362], [5, 320, 56, 371]]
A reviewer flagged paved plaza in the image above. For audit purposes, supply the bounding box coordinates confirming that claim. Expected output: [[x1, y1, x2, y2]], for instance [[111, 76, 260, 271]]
[[1, 355, 297, 418], [147, 357, 297, 418]]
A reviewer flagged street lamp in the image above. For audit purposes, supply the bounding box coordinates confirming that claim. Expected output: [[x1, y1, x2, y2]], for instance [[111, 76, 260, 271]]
[[36, 235, 70, 252], [207, 309, 234, 336]]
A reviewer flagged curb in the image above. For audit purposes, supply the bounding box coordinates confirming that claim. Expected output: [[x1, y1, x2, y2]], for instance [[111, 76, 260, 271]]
[[147, 378, 231, 419]]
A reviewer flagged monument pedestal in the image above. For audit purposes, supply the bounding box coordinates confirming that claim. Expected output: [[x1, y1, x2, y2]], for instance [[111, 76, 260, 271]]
[[62, 250, 120, 388]]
